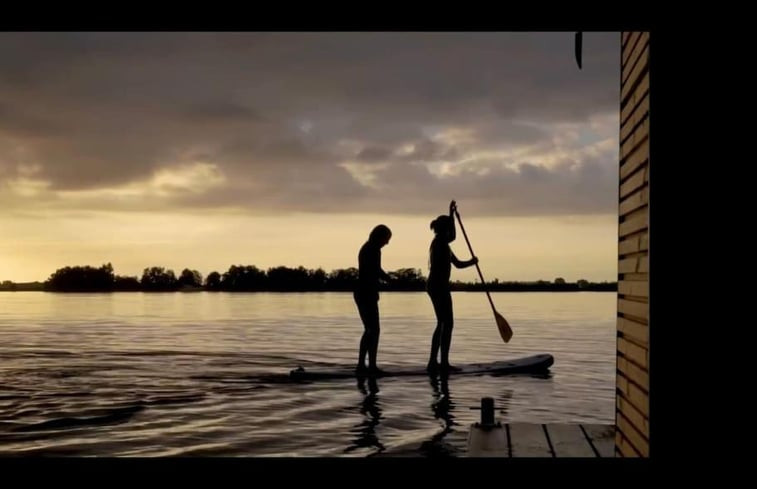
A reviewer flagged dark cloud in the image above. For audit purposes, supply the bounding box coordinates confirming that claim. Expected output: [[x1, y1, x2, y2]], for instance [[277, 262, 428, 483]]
[[0, 32, 619, 216]]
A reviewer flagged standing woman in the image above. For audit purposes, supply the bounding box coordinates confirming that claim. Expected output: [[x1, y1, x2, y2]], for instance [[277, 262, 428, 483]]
[[354, 224, 392, 374], [426, 201, 477, 373]]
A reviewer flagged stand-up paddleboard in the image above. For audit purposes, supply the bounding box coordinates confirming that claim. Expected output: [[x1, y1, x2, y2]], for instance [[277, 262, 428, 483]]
[[290, 353, 553, 380]]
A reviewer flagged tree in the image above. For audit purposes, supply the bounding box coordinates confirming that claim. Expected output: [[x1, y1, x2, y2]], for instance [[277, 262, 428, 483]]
[[45, 263, 115, 291], [308, 268, 327, 291], [205, 271, 222, 290], [326, 267, 358, 291], [267, 266, 310, 291], [140, 267, 178, 291], [178, 268, 203, 288], [114, 275, 141, 291], [554, 277, 566, 285], [221, 265, 266, 291], [387, 268, 426, 290]]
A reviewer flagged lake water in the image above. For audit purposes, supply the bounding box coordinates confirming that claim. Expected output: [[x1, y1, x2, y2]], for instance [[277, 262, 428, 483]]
[[0, 291, 615, 456]]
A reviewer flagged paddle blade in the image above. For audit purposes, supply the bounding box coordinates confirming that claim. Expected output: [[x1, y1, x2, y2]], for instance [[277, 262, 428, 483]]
[[494, 310, 513, 343]]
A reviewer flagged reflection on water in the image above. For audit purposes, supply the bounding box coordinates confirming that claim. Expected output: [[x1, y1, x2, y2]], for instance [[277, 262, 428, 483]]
[[419, 373, 458, 457], [344, 376, 384, 455]]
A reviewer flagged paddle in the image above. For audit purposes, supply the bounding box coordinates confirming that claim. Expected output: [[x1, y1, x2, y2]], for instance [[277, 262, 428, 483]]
[[453, 207, 513, 343]]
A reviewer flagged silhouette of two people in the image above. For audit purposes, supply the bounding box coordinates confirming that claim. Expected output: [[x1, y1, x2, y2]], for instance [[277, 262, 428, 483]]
[[354, 201, 478, 375]]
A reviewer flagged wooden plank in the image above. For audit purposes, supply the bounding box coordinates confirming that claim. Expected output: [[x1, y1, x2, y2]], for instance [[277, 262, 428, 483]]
[[620, 92, 649, 142], [619, 188, 648, 217], [622, 32, 633, 47], [618, 298, 648, 322], [620, 164, 648, 197], [467, 425, 508, 457], [623, 205, 648, 224], [620, 116, 649, 159], [638, 256, 648, 273], [622, 32, 641, 64], [617, 395, 649, 435], [620, 139, 650, 179], [618, 280, 649, 298], [618, 257, 639, 274], [546, 424, 596, 457], [619, 215, 647, 239], [617, 252, 647, 273], [621, 48, 650, 103], [618, 231, 649, 255], [615, 431, 642, 457], [622, 32, 650, 84], [618, 334, 649, 355], [620, 166, 648, 199], [617, 376, 649, 417], [620, 73, 650, 124], [508, 423, 552, 457], [617, 255, 648, 275], [582, 424, 615, 458], [640, 234, 648, 251], [619, 272, 647, 282], [620, 253, 648, 273], [618, 235, 640, 255], [617, 413, 649, 457], [619, 328, 649, 350], [617, 356, 649, 390], [617, 317, 649, 343], [618, 336, 648, 367]]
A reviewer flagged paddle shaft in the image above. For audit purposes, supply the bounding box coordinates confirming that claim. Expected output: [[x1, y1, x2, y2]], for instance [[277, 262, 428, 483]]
[[454, 209, 497, 313]]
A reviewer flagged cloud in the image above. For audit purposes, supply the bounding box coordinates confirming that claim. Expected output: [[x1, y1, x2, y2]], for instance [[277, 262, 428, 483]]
[[0, 32, 620, 217]]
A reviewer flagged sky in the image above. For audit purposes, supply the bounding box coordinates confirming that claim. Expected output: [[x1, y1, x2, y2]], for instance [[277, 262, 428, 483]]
[[0, 32, 620, 283]]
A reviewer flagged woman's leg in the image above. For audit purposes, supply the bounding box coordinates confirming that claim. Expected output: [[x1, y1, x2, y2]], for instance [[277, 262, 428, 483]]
[[438, 290, 456, 369], [355, 292, 380, 370], [428, 290, 446, 369], [367, 300, 380, 370]]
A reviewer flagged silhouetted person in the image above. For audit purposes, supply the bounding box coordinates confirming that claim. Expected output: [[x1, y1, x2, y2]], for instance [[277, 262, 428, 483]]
[[354, 224, 392, 375], [426, 201, 477, 373]]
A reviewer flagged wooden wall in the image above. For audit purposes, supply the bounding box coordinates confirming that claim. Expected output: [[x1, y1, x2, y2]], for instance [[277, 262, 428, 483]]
[[616, 31, 650, 457]]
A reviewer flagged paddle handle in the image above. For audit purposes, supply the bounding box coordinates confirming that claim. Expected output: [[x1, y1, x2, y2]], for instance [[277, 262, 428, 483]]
[[454, 209, 497, 313]]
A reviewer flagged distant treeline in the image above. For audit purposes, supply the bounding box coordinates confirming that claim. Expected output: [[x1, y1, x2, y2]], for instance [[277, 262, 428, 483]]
[[1, 263, 617, 292]]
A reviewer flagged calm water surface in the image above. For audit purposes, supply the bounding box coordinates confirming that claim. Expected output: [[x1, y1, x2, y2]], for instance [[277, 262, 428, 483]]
[[0, 291, 615, 456]]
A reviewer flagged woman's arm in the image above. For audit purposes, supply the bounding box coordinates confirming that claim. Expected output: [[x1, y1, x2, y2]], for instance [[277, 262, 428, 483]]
[[451, 250, 478, 269], [378, 250, 391, 282]]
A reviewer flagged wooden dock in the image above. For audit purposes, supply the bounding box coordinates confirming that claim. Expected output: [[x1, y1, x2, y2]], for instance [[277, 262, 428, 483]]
[[467, 423, 615, 457]]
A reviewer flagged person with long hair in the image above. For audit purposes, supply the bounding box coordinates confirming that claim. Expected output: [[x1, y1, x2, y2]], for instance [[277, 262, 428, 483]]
[[354, 224, 392, 374]]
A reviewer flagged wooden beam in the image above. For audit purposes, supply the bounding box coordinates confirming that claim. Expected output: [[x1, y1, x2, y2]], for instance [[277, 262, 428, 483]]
[[617, 316, 649, 343], [546, 424, 596, 457], [582, 424, 615, 458], [508, 423, 552, 457]]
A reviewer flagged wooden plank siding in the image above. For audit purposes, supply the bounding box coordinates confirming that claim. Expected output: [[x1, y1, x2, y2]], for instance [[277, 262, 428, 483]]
[[617, 32, 650, 457]]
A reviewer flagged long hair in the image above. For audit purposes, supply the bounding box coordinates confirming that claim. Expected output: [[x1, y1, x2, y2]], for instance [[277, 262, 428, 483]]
[[430, 215, 451, 235], [428, 215, 451, 271], [369, 224, 392, 243]]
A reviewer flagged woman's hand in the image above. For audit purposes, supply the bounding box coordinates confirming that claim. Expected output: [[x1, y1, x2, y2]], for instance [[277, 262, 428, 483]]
[[449, 200, 457, 214]]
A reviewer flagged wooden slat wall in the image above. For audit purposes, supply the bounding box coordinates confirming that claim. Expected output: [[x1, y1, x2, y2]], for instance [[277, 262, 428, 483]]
[[616, 31, 650, 458]]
